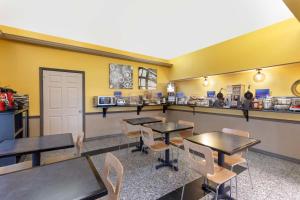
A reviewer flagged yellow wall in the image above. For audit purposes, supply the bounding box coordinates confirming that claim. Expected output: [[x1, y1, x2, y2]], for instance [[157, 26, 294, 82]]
[[0, 39, 170, 116], [0, 25, 170, 64], [170, 18, 300, 80], [175, 63, 300, 97]]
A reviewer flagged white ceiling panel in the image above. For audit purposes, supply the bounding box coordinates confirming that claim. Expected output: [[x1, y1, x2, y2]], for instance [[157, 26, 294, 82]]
[[0, 0, 293, 59]]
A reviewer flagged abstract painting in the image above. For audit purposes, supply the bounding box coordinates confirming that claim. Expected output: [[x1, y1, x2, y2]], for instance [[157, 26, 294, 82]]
[[138, 67, 157, 90], [109, 64, 133, 89]]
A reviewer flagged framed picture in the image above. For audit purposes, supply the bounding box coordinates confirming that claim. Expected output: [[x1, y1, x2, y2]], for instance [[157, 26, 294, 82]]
[[109, 64, 133, 89], [138, 67, 157, 90]]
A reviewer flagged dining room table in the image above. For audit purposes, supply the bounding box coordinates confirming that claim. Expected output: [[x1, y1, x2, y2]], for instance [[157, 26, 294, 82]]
[[0, 133, 74, 166], [123, 117, 162, 153], [144, 122, 194, 171], [0, 156, 108, 200], [186, 131, 261, 200]]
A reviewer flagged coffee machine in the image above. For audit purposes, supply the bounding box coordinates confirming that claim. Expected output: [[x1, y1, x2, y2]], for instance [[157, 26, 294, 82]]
[[227, 85, 245, 108]]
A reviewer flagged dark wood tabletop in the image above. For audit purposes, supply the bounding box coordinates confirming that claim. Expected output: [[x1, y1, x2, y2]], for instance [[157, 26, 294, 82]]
[[0, 156, 107, 200], [186, 132, 261, 155], [144, 122, 193, 134], [123, 117, 162, 125], [0, 133, 74, 158]]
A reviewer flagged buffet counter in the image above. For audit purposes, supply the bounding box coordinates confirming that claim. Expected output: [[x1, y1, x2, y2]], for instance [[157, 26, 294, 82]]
[[166, 108, 300, 161], [168, 105, 300, 122]]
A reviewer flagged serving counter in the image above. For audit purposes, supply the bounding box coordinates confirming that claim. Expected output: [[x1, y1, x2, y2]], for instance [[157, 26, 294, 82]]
[[166, 105, 300, 162]]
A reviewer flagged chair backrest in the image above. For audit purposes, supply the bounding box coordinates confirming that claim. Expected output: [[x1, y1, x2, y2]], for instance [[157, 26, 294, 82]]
[[222, 128, 250, 156], [0, 161, 32, 175], [178, 120, 194, 138], [183, 139, 214, 177], [222, 128, 250, 138], [140, 126, 155, 147], [120, 120, 129, 135], [75, 131, 84, 155], [154, 116, 166, 123], [102, 153, 124, 200]]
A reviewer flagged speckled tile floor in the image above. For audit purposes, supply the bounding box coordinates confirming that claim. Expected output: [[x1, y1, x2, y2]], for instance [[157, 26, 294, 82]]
[[41, 136, 300, 200]]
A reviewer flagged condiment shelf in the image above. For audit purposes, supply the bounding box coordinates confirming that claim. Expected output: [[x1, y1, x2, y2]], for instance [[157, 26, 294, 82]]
[[96, 104, 168, 118], [168, 104, 300, 122]]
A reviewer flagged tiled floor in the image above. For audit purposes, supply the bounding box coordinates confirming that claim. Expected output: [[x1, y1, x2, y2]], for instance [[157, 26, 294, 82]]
[[43, 136, 300, 200]]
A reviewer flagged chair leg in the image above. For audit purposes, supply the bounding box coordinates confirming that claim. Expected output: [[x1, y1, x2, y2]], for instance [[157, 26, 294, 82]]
[[215, 185, 219, 200], [127, 142, 130, 155], [235, 176, 238, 199], [181, 167, 188, 200], [119, 136, 123, 151], [246, 161, 254, 189], [175, 146, 179, 169], [152, 152, 156, 173], [230, 179, 232, 198]]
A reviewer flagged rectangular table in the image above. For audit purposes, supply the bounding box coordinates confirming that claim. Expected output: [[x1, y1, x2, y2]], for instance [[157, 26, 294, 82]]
[[186, 131, 260, 199], [123, 117, 162, 153], [0, 156, 108, 200], [0, 133, 74, 166], [144, 122, 193, 171]]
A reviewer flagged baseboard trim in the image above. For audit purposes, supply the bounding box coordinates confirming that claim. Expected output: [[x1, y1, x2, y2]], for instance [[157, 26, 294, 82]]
[[84, 136, 300, 164], [85, 133, 123, 141], [250, 147, 300, 164]]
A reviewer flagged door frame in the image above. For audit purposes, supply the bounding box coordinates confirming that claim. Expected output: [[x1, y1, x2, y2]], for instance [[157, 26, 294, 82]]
[[39, 67, 86, 138]]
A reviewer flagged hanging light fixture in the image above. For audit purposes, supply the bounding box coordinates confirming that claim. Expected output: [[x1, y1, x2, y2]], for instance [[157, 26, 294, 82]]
[[203, 76, 209, 87], [253, 69, 265, 82]]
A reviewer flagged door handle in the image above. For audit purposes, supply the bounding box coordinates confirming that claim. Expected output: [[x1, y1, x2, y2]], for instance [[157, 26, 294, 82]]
[[79, 110, 82, 113]]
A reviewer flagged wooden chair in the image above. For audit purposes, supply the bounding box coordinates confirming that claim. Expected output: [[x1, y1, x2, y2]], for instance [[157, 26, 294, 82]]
[[183, 139, 237, 200], [214, 128, 253, 189], [42, 131, 84, 165], [100, 153, 124, 200], [170, 120, 194, 169], [119, 120, 140, 153], [0, 161, 32, 175], [170, 120, 194, 146], [140, 126, 170, 171]]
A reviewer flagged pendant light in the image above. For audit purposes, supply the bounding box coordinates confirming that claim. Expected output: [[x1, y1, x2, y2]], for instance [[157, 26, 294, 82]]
[[253, 69, 265, 82], [203, 76, 209, 87]]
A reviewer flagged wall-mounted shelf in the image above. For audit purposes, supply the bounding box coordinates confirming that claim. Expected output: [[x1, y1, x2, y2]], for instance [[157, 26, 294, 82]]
[[169, 104, 300, 122], [96, 104, 167, 118]]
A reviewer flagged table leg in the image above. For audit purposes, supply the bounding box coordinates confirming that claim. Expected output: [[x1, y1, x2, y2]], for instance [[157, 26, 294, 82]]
[[32, 152, 41, 166], [217, 152, 225, 196], [156, 132, 178, 171]]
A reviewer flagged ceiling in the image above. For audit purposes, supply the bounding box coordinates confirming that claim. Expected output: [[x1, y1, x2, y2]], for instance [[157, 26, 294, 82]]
[[0, 0, 293, 59]]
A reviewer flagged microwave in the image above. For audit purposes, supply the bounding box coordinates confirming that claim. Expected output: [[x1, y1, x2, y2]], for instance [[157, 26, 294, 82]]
[[93, 96, 116, 106]]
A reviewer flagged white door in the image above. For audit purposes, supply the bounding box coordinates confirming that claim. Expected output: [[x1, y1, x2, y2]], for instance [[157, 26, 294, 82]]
[[43, 70, 83, 136]]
